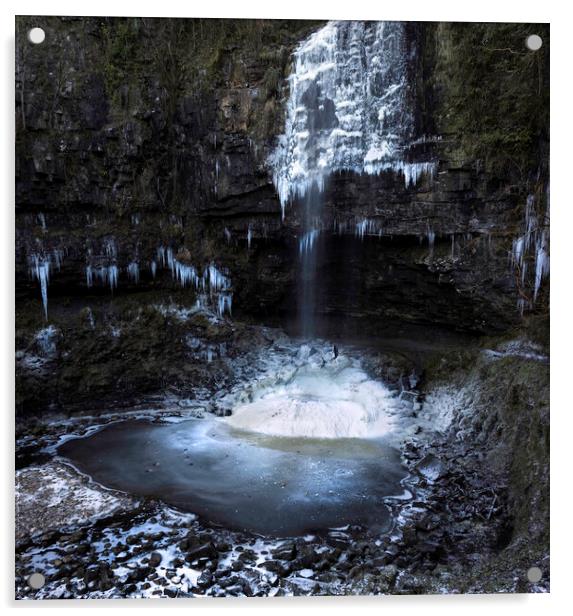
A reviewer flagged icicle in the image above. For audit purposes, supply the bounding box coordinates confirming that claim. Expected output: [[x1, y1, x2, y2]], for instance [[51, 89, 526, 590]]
[[205, 263, 231, 292], [355, 218, 380, 239], [173, 261, 199, 288], [29, 255, 50, 319], [52, 249, 64, 271], [534, 231, 550, 301], [511, 236, 525, 268], [356, 219, 368, 240], [247, 225, 252, 249], [157, 246, 166, 266], [109, 265, 118, 290], [85, 265, 118, 291], [166, 248, 175, 275], [150, 260, 157, 278], [127, 262, 139, 284], [217, 293, 232, 317]]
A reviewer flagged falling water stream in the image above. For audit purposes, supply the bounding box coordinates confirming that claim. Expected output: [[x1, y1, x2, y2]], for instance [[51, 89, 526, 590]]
[[298, 185, 323, 338], [272, 20, 434, 338]]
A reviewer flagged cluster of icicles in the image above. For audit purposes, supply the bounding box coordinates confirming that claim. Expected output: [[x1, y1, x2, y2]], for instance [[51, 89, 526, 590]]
[[297, 217, 439, 251], [156, 246, 233, 317], [28, 244, 233, 320], [510, 192, 550, 314]]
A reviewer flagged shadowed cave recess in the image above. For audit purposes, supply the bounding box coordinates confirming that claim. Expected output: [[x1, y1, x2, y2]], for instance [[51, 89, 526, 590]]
[[15, 17, 549, 598]]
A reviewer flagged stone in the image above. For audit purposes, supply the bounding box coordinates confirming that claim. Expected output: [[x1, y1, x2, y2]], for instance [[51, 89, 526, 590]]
[[416, 454, 447, 482], [148, 552, 162, 568], [187, 542, 218, 561]]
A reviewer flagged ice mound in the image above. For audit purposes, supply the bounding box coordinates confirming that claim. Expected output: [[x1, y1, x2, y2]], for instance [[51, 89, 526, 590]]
[[225, 354, 396, 439]]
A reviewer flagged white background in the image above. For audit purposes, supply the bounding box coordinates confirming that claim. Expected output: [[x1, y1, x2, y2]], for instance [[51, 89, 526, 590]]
[[0, 0, 566, 614]]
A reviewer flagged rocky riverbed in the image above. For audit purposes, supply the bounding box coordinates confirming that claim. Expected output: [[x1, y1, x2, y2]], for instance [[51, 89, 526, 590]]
[[15, 318, 549, 598]]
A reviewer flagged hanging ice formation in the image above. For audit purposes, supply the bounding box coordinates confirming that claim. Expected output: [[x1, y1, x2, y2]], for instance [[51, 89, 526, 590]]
[[85, 265, 119, 291], [156, 246, 233, 317], [270, 20, 436, 219], [83, 237, 120, 292], [28, 249, 65, 319], [534, 231, 549, 302], [510, 192, 550, 313], [127, 262, 140, 284], [355, 218, 384, 240], [29, 256, 50, 319]]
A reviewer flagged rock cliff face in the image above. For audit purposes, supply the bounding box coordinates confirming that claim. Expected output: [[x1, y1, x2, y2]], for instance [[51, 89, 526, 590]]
[[15, 17, 549, 413]]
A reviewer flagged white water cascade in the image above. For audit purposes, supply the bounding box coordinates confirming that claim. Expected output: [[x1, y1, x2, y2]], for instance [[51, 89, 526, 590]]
[[270, 20, 435, 218], [270, 21, 435, 337]]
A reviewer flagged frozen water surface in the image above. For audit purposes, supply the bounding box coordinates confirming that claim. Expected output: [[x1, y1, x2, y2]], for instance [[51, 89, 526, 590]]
[[59, 417, 405, 536], [59, 350, 408, 537]]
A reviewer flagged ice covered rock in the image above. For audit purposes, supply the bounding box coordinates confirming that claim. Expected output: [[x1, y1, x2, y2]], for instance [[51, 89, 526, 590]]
[[270, 21, 436, 217]]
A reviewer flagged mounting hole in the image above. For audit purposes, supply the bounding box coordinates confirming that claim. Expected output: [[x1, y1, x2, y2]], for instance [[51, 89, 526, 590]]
[[28, 27, 45, 45], [27, 572, 45, 589], [527, 566, 542, 583], [525, 34, 542, 51]]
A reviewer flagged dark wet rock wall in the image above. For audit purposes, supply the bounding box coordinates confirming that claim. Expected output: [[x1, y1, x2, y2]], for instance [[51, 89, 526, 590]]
[[15, 18, 549, 332], [15, 17, 550, 414]]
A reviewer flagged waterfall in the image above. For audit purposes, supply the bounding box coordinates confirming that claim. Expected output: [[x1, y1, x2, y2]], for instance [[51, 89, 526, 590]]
[[271, 20, 434, 217], [298, 186, 323, 337], [270, 20, 433, 337]]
